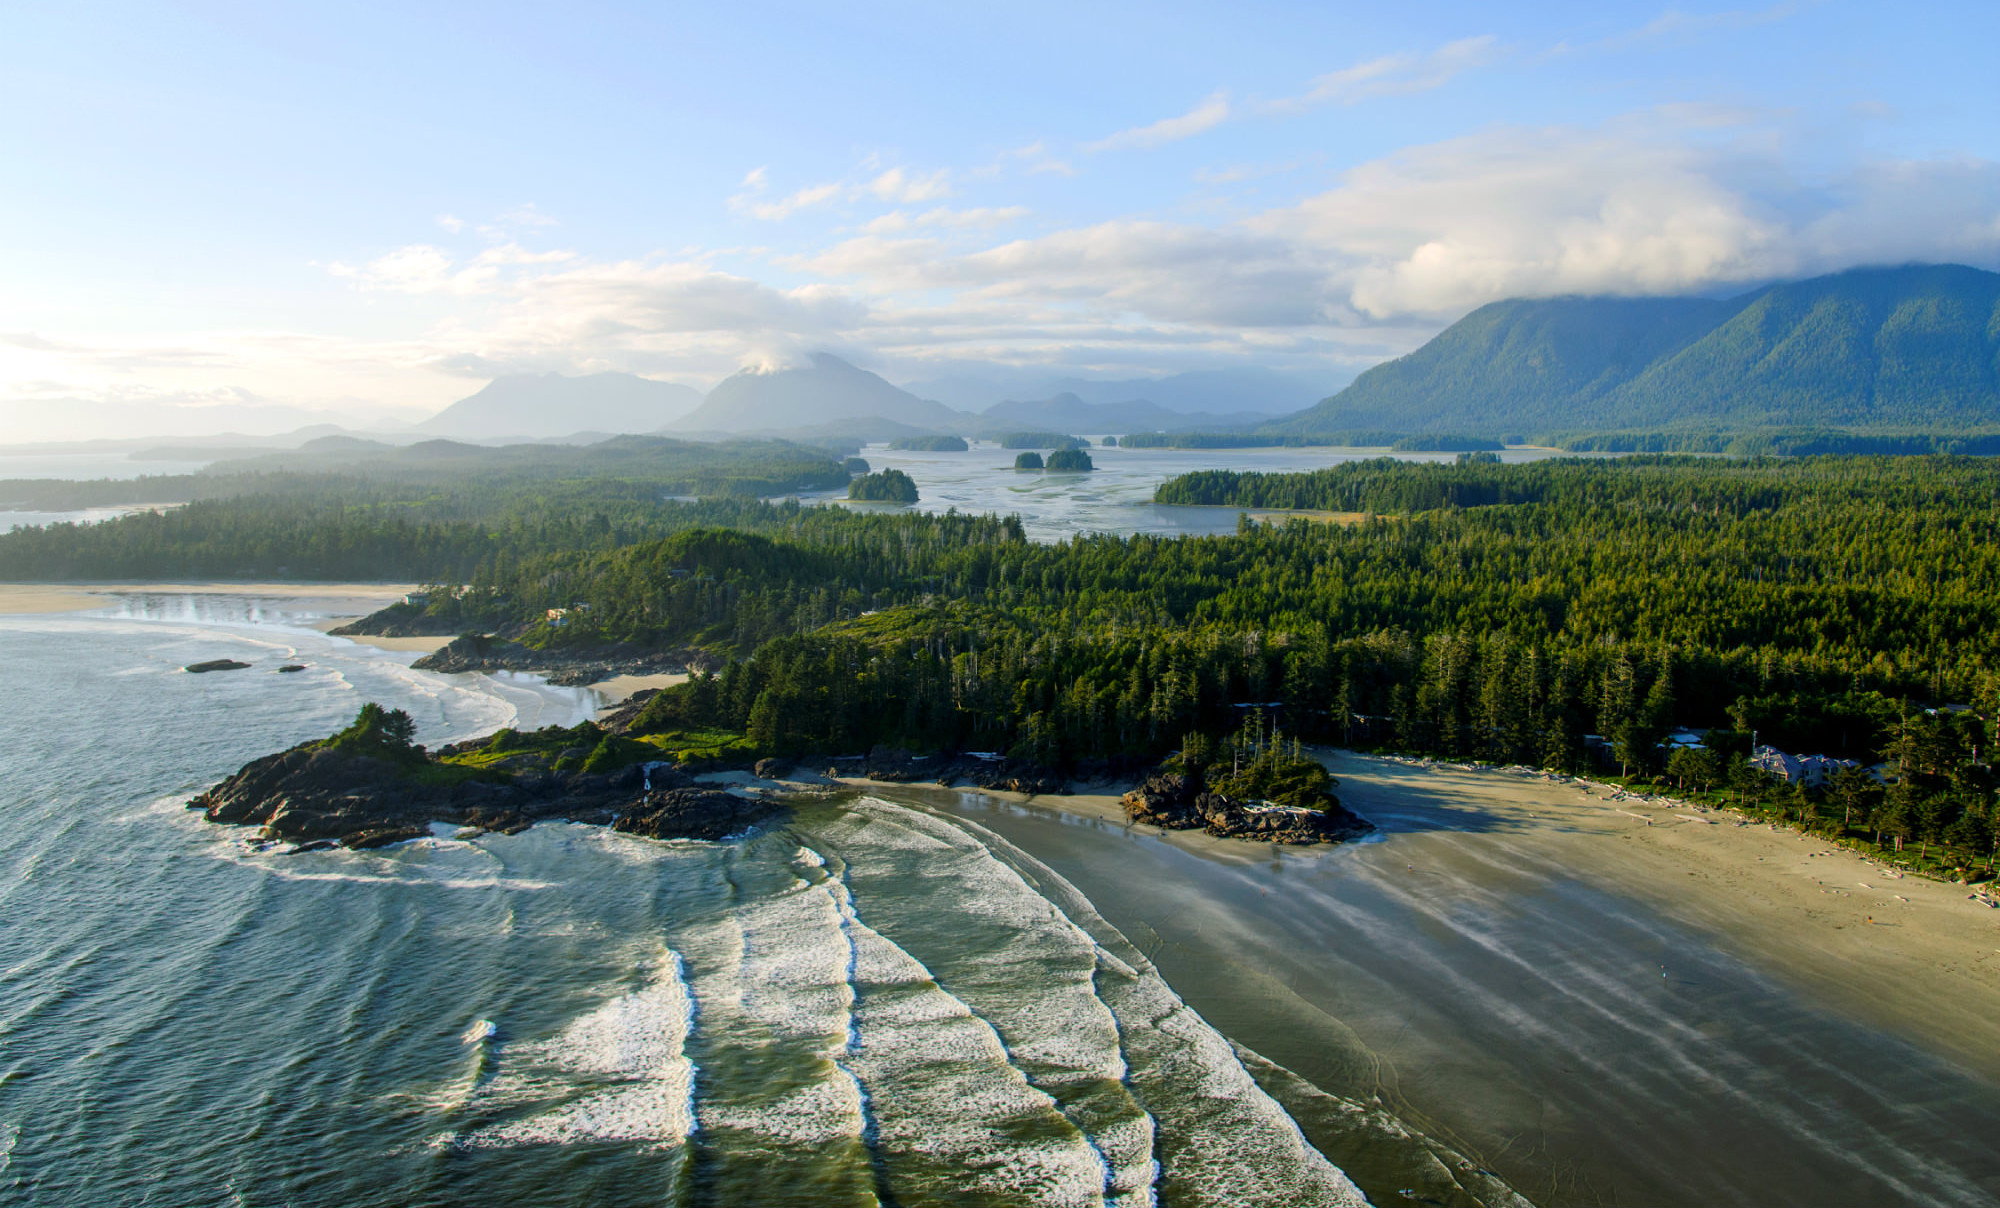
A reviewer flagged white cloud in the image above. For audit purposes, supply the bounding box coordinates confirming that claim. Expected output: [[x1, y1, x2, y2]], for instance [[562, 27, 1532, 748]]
[[867, 167, 953, 202], [863, 206, 1029, 234], [1270, 36, 1503, 113], [1085, 91, 1233, 153], [327, 243, 575, 295]]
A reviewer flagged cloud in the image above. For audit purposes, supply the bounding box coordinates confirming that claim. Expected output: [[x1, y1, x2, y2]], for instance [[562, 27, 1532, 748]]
[[739, 181, 844, 221], [1574, 2, 1803, 54], [1269, 36, 1503, 113], [1085, 91, 1233, 153], [730, 164, 954, 220], [327, 243, 575, 295], [867, 167, 953, 202], [793, 114, 2000, 337], [863, 206, 1029, 235]]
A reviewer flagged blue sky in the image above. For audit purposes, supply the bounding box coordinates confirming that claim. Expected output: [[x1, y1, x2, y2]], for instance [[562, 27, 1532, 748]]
[[3, 1, 1998, 433]]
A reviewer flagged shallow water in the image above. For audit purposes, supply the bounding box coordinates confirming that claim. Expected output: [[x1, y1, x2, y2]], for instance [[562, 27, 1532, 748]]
[[817, 443, 1583, 542]]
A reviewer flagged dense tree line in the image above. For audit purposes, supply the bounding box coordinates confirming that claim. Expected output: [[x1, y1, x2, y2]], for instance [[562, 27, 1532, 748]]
[[6, 450, 1997, 868]]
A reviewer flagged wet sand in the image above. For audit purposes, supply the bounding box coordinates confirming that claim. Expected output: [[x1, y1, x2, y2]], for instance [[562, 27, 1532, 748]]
[[0, 581, 414, 616], [870, 755, 2000, 1207]]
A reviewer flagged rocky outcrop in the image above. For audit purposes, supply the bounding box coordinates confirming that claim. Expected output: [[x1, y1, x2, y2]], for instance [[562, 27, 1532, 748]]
[[189, 743, 776, 849], [1120, 774, 1372, 845], [815, 746, 1069, 796], [613, 788, 779, 841], [185, 659, 251, 673], [411, 634, 712, 687], [330, 606, 459, 639]]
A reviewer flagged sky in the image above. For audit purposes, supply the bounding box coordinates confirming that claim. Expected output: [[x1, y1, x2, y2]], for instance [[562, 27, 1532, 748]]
[[3, 0, 1998, 435]]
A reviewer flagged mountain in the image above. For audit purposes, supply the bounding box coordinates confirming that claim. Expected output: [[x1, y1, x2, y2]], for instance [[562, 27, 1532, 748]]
[[419, 373, 703, 439], [677, 354, 972, 434], [979, 393, 1286, 433], [1272, 264, 2000, 436], [904, 366, 1337, 415]]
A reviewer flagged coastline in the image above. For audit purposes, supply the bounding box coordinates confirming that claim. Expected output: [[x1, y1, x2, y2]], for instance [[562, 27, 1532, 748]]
[[0, 580, 416, 616], [877, 753, 2000, 1082], [851, 756, 2000, 1205], [1331, 754, 2000, 1078]]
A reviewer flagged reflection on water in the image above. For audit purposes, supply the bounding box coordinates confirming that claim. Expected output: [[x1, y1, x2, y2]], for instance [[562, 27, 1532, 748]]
[[811, 443, 1587, 542]]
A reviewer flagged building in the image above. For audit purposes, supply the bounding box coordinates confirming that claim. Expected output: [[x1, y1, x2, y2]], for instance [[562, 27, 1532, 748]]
[[1752, 744, 1861, 788]]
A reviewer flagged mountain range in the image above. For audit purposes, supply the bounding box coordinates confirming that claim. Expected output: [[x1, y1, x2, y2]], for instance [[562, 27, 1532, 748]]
[[1276, 264, 2000, 436], [409, 264, 2000, 443], [417, 372, 702, 439]]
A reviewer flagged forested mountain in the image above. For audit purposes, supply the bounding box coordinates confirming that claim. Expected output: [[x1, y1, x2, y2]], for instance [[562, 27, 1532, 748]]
[[679, 354, 971, 433], [419, 372, 703, 438], [1274, 264, 2000, 436]]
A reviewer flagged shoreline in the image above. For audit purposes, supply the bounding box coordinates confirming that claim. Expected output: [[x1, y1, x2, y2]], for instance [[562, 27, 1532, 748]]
[[1332, 754, 2000, 1079], [0, 580, 417, 616], [856, 756, 2000, 1205], [880, 753, 2000, 1082]]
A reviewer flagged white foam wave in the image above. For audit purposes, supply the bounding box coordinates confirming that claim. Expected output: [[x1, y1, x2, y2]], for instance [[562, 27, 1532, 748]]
[[455, 951, 697, 1149], [856, 799, 1369, 1208]]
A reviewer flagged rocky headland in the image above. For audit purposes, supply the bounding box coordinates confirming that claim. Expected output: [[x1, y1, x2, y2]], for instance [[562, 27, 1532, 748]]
[[1120, 772, 1373, 844], [407, 633, 712, 687], [190, 739, 777, 851]]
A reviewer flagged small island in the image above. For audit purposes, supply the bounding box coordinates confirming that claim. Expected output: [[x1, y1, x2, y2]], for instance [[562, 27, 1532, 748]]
[[1045, 448, 1093, 472], [848, 468, 920, 502], [1013, 451, 1044, 470], [887, 434, 968, 452]]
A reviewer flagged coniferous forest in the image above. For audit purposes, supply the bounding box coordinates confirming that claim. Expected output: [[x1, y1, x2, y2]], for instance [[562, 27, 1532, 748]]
[[5, 451, 1997, 869]]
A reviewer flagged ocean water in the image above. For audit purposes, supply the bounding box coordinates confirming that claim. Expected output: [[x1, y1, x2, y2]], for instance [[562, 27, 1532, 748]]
[[0, 598, 1434, 1207], [816, 443, 1586, 542]]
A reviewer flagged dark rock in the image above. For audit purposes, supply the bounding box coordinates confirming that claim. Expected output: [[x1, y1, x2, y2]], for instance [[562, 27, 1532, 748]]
[[276, 664, 307, 673], [753, 757, 791, 780], [1120, 774, 1372, 845], [614, 789, 779, 842], [190, 738, 785, 849], [185, 659, 251, 673], [411, 634, 711, 686], [342, 825, 429, 849]]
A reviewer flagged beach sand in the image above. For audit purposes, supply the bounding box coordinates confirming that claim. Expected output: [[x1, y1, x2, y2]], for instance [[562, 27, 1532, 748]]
[[864, 754, 2000, 1206], [589, 672, 690, 700], [0, 581, 415, 616], [1330, 755, 2000, 1078]]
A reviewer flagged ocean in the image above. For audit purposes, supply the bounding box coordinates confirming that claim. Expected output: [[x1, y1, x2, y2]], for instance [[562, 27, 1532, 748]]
[[0, 596, 1449, 1207]]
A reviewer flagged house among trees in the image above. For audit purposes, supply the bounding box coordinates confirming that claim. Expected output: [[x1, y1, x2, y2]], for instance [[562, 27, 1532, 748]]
[[1752, 744, 1861, 788]]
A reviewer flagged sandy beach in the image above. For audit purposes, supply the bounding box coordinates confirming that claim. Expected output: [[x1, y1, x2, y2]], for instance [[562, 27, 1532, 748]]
[[0, 581, 415, 616], [1329, 755, 2000, 1078], [867, 753, 2000, 1206]]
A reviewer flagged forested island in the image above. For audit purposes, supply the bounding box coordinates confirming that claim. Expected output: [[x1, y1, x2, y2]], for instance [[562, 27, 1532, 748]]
[[7, 449, 1998, 871]]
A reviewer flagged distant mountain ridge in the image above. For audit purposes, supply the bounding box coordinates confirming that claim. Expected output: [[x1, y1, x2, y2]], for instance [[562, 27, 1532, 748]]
[[676, 354, 970, 434], [420, 372, 702, 439], [979, 393, 1284, 433], [1272, 264, 2000, 436], [906, 366, 1334, 415]]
